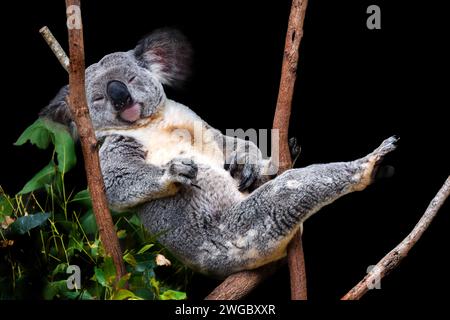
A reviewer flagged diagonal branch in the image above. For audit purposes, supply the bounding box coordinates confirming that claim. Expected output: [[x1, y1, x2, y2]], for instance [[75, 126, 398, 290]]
[[39, 26, 70, 71], [205, 0, 309, 300], [205, 260, 284, 300], [62, 0, 126, 280], [341, 175, 450, 300]]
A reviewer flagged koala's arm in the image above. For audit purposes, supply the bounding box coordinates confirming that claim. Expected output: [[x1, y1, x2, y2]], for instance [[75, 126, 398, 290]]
[[99, 135, 197, 211]]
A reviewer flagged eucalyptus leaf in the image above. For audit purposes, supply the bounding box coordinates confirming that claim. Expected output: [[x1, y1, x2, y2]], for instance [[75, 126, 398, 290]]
[[63, 290, 94, 300], [134, 288, 155, 300], [15, 118, 76, 173], [15, 118, 52, 150], [116, 273, 131, 290], [137, 244, 154, 255], [103, 257, 116, 286], [71, 189, 92, 208], [51, 263, 69, 276], [80, 209, 97, 235], [43, 280, 68, 300], [0, 194, 14, 216], [94, 267, 108, 287], [18, 162, 56, 194], [123, 252, 137, 267], [112, 289, 143, 300], [9, 212, 51, 235], [159, 290, 187, 300]]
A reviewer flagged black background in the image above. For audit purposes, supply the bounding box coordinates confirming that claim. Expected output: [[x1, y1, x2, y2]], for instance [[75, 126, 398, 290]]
[[0, 0, 449, 303]]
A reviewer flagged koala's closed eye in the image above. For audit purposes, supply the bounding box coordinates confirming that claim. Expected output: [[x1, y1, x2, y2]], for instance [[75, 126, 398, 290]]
[[128, 76, 137, 83], [93, 95, 105, 102]]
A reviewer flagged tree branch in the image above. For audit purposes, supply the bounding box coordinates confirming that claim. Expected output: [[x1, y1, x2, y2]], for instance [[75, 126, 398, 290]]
[[341, 175, 450, 300], [205, 0, 309, 300], [63, 0, 126, 280], [205, 260, 284, 300], [39, 26, 70, 71], [272, 0, 309, 300]]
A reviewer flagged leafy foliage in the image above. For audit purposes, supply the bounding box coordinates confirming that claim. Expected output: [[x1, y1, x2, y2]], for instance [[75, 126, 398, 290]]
[[0, 120, 191, 300]]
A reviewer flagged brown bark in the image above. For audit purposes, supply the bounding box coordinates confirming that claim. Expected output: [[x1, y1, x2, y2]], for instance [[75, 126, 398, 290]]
[[205, 0, 309, 300], [341, 176, 450, 300], [64, 0, 126, 280], [272, 0, 309, 300], [205, 261, 283, 300], [286, 231, 307, 299]]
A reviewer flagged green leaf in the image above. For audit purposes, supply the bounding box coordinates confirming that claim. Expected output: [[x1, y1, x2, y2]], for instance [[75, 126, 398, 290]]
[[137, 244, 154, 255], [44, 280, 94, 300], [0, 194, 14, 217], [15, 118, 76, 173], [53, 123, 76, 173], [123, 252, 137, 267], [159, 290, 187, 300], [150, 277, 160, 293], [117, 229, 127, 239], [103, 257, 116, 286], [80, 209, 97, 235], [43, 280, 67, 300], [135, 254, 156, 274], [67, 235, 84, 257], [52, 263, 69, 276], [63, 290, 94, 300], [9, 212, 51, 235], [15, 118, 52, 149], [116, 273, 131, 290], [71, 189, 92, 208], [90, 238, 101, 257], [18, 162, 56, 194], [111, 289, 143, 300], [128, 214, 142, 228], [133, 288, 155, 300], [94, 267, 108, 287]]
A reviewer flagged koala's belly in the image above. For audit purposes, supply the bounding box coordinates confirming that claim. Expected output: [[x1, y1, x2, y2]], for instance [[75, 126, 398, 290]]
[[140, 164, 246, 237]]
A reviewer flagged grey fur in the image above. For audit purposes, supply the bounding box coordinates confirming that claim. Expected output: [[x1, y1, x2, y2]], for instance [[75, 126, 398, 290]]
[[40, 28, 398, 278]]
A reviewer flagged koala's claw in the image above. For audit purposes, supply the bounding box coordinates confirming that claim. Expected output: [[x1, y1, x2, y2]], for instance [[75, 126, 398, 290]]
[[289, 137, 301, 166], [238, 164, 258, 192], [225, 152, 259, 192], [168, 158, 198, 186]]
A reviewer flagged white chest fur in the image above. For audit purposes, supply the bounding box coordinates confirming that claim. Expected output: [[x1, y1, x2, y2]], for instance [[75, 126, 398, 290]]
[[98, 100, 225, 168]]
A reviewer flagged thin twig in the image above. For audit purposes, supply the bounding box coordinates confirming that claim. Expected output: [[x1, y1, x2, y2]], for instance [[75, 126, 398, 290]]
[[205, 0, 309, 300], [63, 0, 126, 280], [341, 175, 450, 300], [39, 26, 69, 71]]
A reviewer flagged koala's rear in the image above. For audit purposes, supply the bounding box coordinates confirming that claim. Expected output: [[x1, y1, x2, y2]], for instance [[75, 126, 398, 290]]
[[41, 28, 398, 278]]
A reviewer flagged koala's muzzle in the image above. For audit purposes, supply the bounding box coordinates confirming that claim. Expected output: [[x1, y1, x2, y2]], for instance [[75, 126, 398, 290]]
[[107, 80, 132, 111]]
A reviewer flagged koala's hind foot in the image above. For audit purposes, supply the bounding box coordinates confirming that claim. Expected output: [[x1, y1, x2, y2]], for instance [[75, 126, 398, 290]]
[[352, 135, 399, 191]]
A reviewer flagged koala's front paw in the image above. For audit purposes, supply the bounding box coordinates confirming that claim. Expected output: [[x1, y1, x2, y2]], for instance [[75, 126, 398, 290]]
[[224, 152, 259, 192], [168, 158, 199, 187]]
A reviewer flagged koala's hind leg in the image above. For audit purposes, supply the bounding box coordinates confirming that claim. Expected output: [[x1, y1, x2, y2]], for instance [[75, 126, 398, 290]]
[[217, 136, 398, 273]]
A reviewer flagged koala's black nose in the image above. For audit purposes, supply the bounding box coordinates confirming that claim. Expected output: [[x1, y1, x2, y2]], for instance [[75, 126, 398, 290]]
[[107, 80, 132, 110]]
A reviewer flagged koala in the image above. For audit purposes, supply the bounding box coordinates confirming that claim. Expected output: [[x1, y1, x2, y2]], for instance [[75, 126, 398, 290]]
[[40, 28, 398, 278]]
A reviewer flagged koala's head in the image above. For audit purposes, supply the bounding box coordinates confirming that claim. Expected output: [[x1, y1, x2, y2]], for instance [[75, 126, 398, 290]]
[[40, 28, 192, 132]]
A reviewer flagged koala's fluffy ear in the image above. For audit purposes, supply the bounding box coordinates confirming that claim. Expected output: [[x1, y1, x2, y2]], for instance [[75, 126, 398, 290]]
[[134, 28, 192, 87], [39, 85, 77, 138]]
